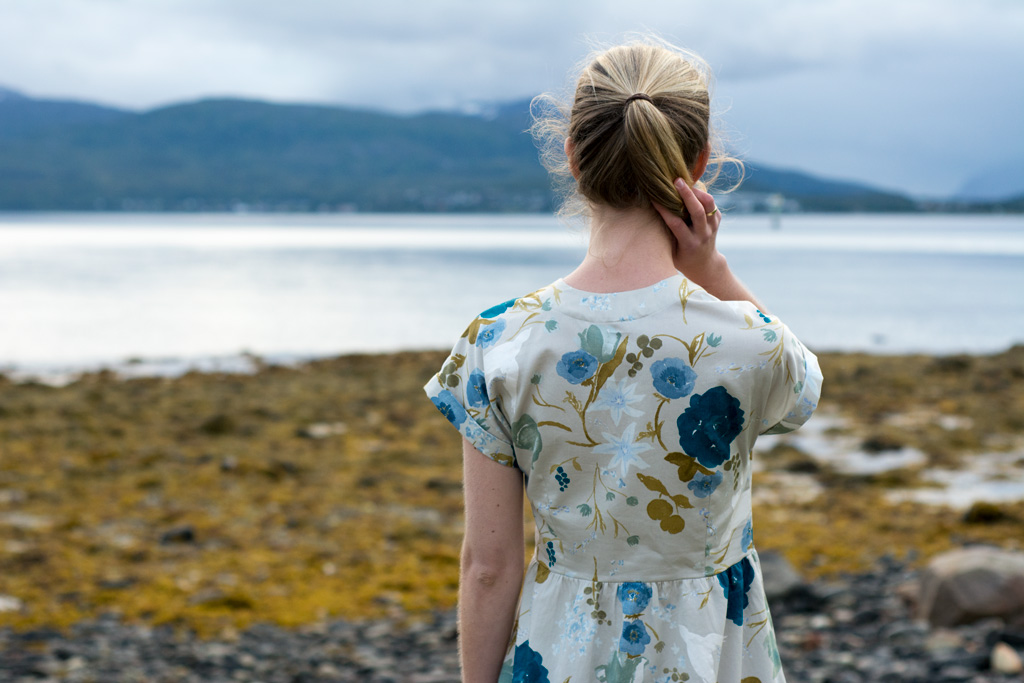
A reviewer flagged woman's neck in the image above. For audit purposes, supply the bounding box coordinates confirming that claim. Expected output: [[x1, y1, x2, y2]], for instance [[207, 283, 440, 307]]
[[562, 204, 678, 293]]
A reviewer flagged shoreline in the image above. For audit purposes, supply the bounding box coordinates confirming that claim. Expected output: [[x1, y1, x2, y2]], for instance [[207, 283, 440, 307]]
[[1, 347, 1022, 637]]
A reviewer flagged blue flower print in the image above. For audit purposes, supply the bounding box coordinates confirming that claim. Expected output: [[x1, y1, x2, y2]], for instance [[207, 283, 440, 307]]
[[742, 518, 754, 550], [431, 390, 467, 427], [676, 386, 745, 468], [706, 332, 722, 347], [618, 620, 651, 656], [762, 328, 778, 343], [480, 298, 517, 319], [475, 318, 506, 348], [650, 358, 697, 399], [511, 640, 550, 683], [687, 470, 724, 498], [556, 350, 598, 385], [616, 582, 652, 616], [466, 369, 489, 407], [717, 556, 754, 626]]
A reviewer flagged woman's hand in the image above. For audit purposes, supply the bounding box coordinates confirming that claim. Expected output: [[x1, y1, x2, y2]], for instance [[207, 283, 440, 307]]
[[653, 178, 726, 285], [654, 178, 766, 309]]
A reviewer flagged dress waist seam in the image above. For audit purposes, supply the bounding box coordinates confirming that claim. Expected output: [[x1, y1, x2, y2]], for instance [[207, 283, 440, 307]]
[[534, 549, 756, 583]]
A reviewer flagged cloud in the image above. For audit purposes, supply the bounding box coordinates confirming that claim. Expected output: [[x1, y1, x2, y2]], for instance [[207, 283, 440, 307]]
[[1, 0, 1022, 194]]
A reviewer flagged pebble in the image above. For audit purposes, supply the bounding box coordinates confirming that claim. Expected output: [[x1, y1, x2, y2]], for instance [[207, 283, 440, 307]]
[[991, 641, 1024, 674], [1, 559, 1023, 681]]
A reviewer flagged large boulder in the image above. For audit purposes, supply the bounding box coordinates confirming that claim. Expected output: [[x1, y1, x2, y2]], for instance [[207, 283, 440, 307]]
[[918, 547, 1024, 627]]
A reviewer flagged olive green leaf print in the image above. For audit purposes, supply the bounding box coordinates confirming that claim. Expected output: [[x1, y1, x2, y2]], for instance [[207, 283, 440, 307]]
[[560, 330, 630, 448], [424, 273, 821, 681], [437, 353, 465, 389]]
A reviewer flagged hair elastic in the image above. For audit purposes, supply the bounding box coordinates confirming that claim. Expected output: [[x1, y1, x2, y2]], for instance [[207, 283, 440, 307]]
[[625, 93, 654, 105]]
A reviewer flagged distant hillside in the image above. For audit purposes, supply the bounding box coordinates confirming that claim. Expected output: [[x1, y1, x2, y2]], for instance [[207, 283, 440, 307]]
[[739, 164, 917, 212], [0, 88, 966, 213], [0, 87, 131, 140]]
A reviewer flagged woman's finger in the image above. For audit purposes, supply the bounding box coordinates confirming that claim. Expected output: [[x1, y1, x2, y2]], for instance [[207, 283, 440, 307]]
[[691, 186, 721, 235], [692, 186, 717, 214], [652, 200, 696, 248], [675, 179, 710, 241]]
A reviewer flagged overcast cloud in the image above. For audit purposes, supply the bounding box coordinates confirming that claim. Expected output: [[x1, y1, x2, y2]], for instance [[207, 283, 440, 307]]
[[2, 0, 1022, 197]]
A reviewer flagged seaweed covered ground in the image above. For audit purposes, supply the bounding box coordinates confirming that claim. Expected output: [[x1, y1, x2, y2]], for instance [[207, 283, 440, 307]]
[[1, 348, 1022, 637]]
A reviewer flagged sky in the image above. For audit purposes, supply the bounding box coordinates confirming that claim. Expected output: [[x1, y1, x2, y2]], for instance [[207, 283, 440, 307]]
[[2, 0, 1023, 198]]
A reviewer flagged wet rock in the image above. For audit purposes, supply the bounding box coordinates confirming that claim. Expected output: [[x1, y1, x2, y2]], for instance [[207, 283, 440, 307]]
[[0, 595, 23, 612], [918, 547, 1024, 627], [923, 628, 966, 654], [861, 434, 904, 453], [0, 511, 54, 531], [0, 488, 27, 504], [199, 413, 237, 435], [991, 641, 1024, 674], [295, 422, 348, 439], [962, 501, 1014, 524], [759, 550, 805, 602], [159, 525, 196, 545]]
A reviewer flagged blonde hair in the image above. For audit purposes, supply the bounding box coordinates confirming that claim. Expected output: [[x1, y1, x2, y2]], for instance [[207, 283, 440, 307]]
[[532, 37, 742, 219]]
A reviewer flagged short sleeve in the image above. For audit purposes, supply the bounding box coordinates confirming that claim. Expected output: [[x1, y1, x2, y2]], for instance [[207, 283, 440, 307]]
[[758, 325, 823, 435], [424, 315, 518, 468]]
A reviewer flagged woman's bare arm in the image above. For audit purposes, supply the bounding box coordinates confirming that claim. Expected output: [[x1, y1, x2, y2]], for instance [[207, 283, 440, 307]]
[[458, 438, 525, 682]]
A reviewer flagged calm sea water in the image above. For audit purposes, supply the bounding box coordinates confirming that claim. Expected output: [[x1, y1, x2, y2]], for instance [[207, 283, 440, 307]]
[[2, 212, 1023, 379]]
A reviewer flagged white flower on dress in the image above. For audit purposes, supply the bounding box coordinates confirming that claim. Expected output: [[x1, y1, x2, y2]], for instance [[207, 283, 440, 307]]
[[594, 422, 651, 479], [580, 294, 613, 311], [553, 592, 598, 662], [591, 378, 644, 425]]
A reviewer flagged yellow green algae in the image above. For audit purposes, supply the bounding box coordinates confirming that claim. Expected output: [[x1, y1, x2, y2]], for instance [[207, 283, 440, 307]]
[[0, 348, 1022, 636]]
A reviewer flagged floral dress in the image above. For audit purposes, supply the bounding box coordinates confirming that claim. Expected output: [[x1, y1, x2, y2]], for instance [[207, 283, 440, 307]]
[[424, 274, 822, 683]]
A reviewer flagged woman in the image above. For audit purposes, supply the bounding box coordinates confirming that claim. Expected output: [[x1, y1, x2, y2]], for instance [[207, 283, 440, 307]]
[[425, 39, 821, 683]]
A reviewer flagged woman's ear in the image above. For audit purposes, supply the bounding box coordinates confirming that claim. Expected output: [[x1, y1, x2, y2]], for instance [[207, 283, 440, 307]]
[[691, 143, 711, 181], [564, 138, 581, 180]]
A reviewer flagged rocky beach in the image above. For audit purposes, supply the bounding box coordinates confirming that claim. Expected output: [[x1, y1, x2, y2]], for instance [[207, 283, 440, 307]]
[[2, 348, 1023, 681]]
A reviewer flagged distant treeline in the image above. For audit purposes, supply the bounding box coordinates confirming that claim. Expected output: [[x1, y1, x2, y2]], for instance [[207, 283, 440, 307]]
[[0, 89, 1019, 213]]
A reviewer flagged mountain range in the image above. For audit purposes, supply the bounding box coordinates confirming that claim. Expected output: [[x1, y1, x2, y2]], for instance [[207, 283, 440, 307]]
[[0, 87, 1016, 213]]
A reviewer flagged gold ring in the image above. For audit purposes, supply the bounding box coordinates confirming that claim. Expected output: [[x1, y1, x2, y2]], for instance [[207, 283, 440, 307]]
[[707, 207, 719, 217]]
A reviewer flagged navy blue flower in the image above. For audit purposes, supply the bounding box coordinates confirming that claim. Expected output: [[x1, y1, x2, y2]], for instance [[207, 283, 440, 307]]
[[650, 358, 697, 399], [618, 621, 651, 656], [687, 470, 724, 498], [616, 582, 652, 616], [717, 556, 754, 626], [676, 386, 745, 468], [511, 640, 550, 682], [475, 319, 506, 348], [556, 350, 598, 385], [480, 298, 517, 319], [431, 390, 467, 427], [466, 369, 489, 407]]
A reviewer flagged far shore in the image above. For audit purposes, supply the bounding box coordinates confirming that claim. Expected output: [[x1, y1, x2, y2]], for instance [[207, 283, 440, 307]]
[[1, 347, 1022, 635]]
